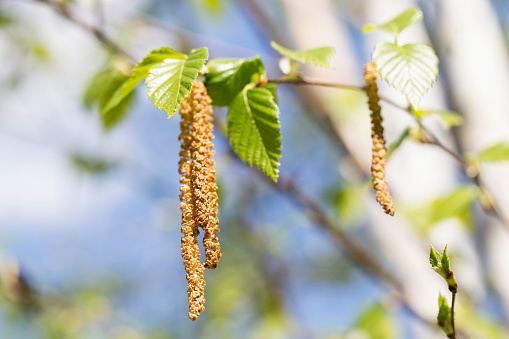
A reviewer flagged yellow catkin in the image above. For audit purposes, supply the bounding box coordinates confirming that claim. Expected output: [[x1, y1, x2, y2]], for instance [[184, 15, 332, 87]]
[[178, 80, 221, 321], [364, 62, 395, 216]]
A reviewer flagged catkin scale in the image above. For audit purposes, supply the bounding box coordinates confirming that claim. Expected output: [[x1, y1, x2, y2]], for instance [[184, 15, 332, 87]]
[[364, 62, 395, 216], [178, 80, 221, 321]]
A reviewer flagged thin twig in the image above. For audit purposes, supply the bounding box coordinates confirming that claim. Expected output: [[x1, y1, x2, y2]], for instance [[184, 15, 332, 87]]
[[450, 290, 457, 339], [270, 76, 509, 231], [35, 0, 135, 64]]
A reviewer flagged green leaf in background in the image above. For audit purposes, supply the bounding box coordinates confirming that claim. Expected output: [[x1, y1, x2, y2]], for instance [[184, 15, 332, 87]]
[[414, 109, 464, 130], [478, 142, 509, 163], [146, 47, 208, 117], [372, 42, 439, 109], [103, 48, 186, 113], [408, 186, 477, 231], [70, 154, 115, 174], [363, 8, 423, 37], [386, 127, 411, 160], [335, 183, 364, 223], [228, 86, 282, 181], [437, 293, 453, 336], [356, 303, 397, 339], [83, 64, 135, 130], [270, 41, 335, 68], [205, 57, 265, 106]]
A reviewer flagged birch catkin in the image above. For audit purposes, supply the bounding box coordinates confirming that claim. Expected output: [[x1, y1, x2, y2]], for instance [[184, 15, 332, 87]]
[[178, 80, 221, 320], [364, 62, 395, 216]]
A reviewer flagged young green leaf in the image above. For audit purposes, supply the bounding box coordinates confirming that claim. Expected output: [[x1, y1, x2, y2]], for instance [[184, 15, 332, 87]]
[[363, 8, 423, 37], [145, 47, 208, 117], [478, 142, 509, 163], [228, 86, 282, 181], [441, 245, 451, 273], [270, 41, 334, 68], [429, 244, 442, 269], [437, 293, 453, 336], [205, 57, 264, 106], [372, 42, 438, 109], [430, 245, 457, 291]]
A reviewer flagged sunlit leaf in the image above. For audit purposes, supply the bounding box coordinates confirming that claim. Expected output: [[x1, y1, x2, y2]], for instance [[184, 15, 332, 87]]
[[478, 142, 509, 163], [270, 41, 334, 68], [414, 109, 463, 129], [228, 86, 281, 181], [205, 57, 264, 106], [373, 42, 438, 109], [363, 8, 423, 37], [146, 47, 208, 117]]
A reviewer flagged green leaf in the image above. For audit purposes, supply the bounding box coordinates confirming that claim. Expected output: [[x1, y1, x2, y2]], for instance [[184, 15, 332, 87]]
[[104, 48, 186, 113], [437, 293, 453, 336], [372, 42, 439, 109], [430, 245, 457, 290], [335, 184, 364, 223], [363, 8, 423, 37], [146, 47, 208, 117], [478, 142, 509, 163], [357, 303, 397, 339], [429, 244, 441, 268], [70, 154, 115, 174], [414, 109, 463, 129], [83, 66, 135, 130], [270, 41, 334, 68], [228, 87, 282, 181], [441, 245, 451, 273], [205, 57, 265, 106], [386, 128, 411, 160]]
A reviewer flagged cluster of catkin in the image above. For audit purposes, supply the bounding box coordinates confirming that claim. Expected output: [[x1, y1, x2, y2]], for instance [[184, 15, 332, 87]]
[[364, 62, 395, 216], [178, 80, 221, 321]]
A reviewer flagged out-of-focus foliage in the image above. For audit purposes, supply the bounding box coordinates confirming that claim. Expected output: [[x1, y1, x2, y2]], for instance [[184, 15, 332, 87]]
[[477, 142, 509, 163], [84, 59, 135, 130], [363, 8, 423, 37], [356, 303, 398, 339], [414, 109, 464, 130], [406, 186, 477, 232], [270, 41, 335, 68], [70, 154, 116, 174]]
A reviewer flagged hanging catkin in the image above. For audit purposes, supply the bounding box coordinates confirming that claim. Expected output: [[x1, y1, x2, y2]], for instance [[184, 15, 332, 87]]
[[178, 80, 221, 321], [364, 62, 395, 216]]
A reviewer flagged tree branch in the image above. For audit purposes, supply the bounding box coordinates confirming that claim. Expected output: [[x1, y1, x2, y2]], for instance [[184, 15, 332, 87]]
[[270, 76, 509, 232], [35, 0, 136, 64]]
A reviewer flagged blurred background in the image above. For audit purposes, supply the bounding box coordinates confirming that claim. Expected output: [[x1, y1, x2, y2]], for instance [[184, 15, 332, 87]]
[[1, 0, 509, 338]]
